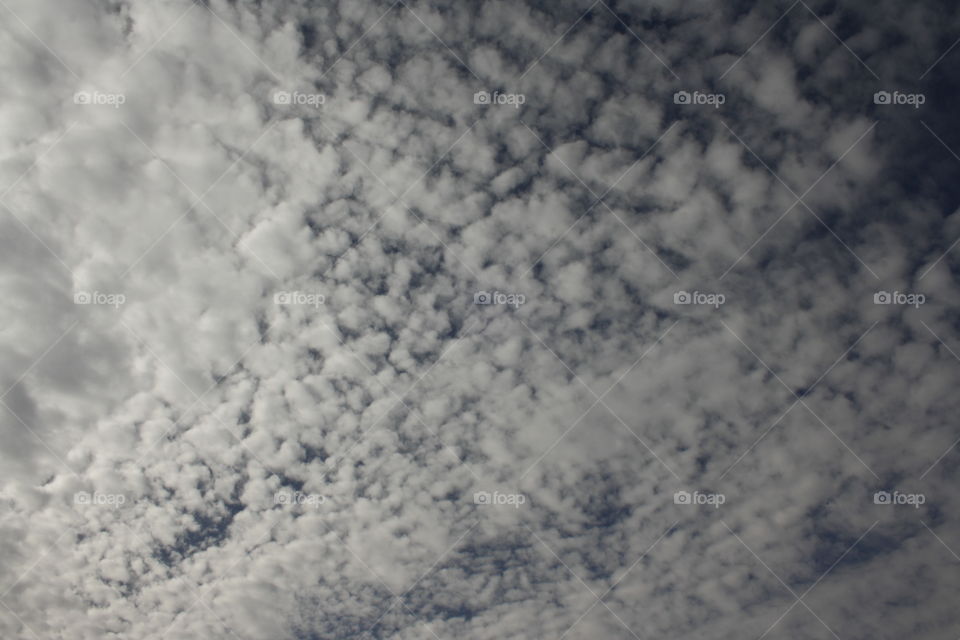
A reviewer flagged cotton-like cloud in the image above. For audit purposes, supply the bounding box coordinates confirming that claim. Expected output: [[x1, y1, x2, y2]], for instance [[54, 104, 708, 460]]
[[0, 0, 958, 638]]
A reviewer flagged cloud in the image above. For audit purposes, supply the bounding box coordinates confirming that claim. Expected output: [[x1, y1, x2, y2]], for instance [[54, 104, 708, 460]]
[[0, 0, 958, 638]]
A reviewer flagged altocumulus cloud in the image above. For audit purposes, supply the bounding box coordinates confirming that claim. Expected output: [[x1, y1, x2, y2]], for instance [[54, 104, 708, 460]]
[[0, 0, 959, 638]]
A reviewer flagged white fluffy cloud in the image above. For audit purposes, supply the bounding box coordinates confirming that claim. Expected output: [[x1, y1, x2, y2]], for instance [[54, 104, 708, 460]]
[[0, 0, 958, 638]]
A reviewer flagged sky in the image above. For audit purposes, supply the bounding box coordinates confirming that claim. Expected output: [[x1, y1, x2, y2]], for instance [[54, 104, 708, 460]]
[[0, 0, 959, 638]]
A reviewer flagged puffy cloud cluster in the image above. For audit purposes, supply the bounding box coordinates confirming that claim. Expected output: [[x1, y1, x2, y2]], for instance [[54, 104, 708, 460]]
[[0, 0, 958, 638]]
